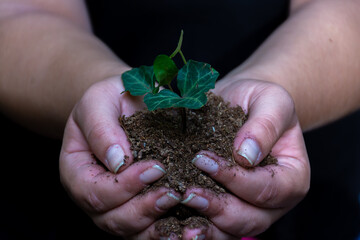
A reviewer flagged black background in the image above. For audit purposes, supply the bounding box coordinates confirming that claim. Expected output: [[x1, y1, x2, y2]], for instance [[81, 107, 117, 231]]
[[0, 1, 359, 239]]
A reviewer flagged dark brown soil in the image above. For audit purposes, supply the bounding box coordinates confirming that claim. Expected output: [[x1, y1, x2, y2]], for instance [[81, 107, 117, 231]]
[[120, 93, 277, 238]]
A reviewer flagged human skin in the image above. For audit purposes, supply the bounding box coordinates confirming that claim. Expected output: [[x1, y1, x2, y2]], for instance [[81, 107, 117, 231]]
[[1, 0, 360, 239], [180, 0, 360, 237], [0, 0, 128, 137]]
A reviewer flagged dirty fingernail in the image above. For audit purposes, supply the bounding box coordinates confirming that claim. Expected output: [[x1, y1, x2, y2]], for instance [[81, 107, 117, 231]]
[[156, 192, 180, 210], [140, 165, 166, 184], [106, 144, 125, 173], [237, 138, 261, 166], [192, 154, 219, 174], [193, 234, 206, 240], [181, 193, 209, 210]]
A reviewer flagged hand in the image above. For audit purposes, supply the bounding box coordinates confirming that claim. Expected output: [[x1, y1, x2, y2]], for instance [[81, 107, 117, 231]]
[[59, 76, 181, 239], [181, 78, 310, 239]]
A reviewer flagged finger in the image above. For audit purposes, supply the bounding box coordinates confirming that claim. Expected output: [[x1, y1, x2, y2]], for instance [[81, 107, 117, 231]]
[[93, 189, 181, 237], [73, 78, 143, 173], [181, 189, 284, 238], [61, 132, 167, 213], [192, 141, 309, 208], [133, 224, 180, 240], [182, 227, 207, 240], [183, 224, 244, 240], [232, 83, 297, 167]]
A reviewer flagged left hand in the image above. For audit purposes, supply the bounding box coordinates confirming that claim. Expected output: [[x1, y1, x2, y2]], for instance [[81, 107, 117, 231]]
[[181, 78, 310, 239], [59, 76, 181, 239]]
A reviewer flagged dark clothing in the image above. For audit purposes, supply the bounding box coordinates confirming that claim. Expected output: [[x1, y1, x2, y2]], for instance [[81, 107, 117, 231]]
[[0, 1, 359, 239], [86, 0, 288, 76]]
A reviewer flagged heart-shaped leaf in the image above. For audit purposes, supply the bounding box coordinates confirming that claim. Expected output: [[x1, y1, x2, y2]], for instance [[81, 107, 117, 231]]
[[177, 60, 219, 99], [122, 66, 155, 96], [144, 89, 181, 110], [144, 89, 207, 111], [153, 54, 178, 86]]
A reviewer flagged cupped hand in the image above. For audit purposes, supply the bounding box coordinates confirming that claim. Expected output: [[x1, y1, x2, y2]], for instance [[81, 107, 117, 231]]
[[59, 76, 181, 239], [181, 78, 310, 239]]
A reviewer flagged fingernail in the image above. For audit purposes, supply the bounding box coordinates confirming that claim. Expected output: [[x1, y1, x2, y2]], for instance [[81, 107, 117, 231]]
[[181, 193, 209, 210], [237, 138, 261, 166], [192, 154, 219, 174], [106, 144, 125, 173], [140, 165, 166, 184], [156, 192, 180, 210], [193, 235, 206, 240]]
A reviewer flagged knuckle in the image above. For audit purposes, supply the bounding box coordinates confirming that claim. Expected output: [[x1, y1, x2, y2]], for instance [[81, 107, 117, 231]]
[[254, 176, 280, 207], [260, 83, 296, 120], [256, 115, 279, 144], [239, 217, 270, 237], [98, 218, 125, 236], [256, 169, 310, 209], [68, 177, 107, 214], [87, 120, 110, 142], [270, 85, 296, 121], [287, 173, 310, 204], [279, 165, 310, 206], [85, 191, 107, 213], [97, 207, 143, 237]]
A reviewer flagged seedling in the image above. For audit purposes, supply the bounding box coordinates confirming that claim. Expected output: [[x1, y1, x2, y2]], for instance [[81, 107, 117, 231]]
[[121, 30, 219, 131]]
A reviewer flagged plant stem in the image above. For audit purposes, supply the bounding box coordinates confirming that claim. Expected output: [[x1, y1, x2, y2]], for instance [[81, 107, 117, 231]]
[[179, 50, 187, 65], [167, 84, 174, 92], [170, 30, 184, 58], [170, 30, 187, 65]]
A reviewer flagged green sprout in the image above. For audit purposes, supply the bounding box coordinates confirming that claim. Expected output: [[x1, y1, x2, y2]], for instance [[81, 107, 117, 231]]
[[121, 30, 219, 111]]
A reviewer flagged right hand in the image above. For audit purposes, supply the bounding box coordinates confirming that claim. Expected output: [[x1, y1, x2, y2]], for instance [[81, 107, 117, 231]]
[[181, 78, 310, 239], [59, 76, 181, 239]]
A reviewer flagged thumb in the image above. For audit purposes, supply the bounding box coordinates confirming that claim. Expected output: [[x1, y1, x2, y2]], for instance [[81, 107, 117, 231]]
[[73, 78, 139, 173], [233, 83, 296, 167]]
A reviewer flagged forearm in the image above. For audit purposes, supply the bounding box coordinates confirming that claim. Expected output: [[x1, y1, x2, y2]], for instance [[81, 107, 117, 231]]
[[226, 0, 360, 131], [0, 4, 128, 138]]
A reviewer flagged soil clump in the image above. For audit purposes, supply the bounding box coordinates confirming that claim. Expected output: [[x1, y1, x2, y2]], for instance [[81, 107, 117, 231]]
[[120, 93, 277, 238]]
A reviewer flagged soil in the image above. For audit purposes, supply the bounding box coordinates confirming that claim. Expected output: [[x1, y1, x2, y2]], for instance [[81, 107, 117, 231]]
[[120, 93, 277, 238]]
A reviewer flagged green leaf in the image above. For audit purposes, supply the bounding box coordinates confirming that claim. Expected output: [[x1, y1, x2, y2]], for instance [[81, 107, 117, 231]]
[[144, 60, 219, 111], [177, 60, 219, 99], [144, 89, 180, 110], [144, 89, 207, 111], [122, 66, 155, 96], [153, 54, 178, 86]]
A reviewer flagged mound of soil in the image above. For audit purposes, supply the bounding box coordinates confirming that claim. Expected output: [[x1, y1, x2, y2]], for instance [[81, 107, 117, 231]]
[[120, 93, 277, 238]]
